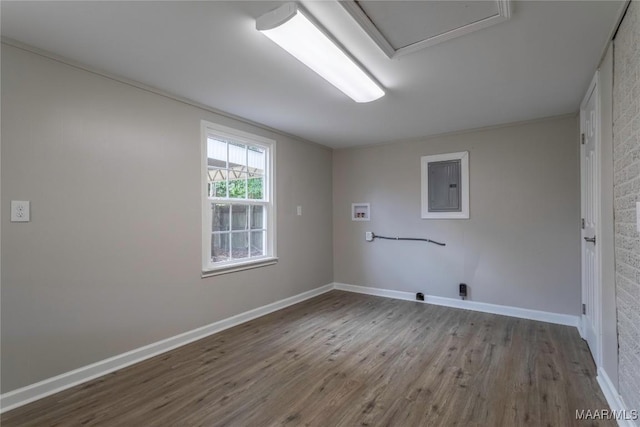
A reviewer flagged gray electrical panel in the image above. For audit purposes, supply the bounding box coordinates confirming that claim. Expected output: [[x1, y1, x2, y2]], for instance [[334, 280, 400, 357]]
[[428, 160, 461, 212]]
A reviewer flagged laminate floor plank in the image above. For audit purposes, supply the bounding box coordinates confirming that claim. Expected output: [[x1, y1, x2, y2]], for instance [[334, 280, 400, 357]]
[[1, 291, 613, 426]]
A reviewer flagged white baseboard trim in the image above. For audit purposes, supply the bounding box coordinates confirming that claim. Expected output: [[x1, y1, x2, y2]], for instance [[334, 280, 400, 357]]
[[597, 368, 638, 427], [0, 283, 334, 414], [578, 316, 587, 339], [332, 282, 580, 328]]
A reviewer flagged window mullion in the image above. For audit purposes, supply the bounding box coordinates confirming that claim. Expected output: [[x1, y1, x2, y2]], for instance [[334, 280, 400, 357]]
[[228, 204, 233, 261], [245, 145, 249, 200], [226, 142, 230, 198], [248, 205, 252, 257], [207, 198, 268, 206]]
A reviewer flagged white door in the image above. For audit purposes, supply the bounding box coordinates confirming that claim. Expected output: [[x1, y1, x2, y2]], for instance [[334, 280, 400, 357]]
[[580, 74, 600, 364]]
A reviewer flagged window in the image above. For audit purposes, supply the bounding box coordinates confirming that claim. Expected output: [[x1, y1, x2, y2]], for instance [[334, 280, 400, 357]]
[[421, 151, 469, 219], [202, 121, 276, 275]]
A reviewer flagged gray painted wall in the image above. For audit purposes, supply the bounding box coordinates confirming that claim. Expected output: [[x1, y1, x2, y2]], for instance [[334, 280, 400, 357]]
[[333, 116, 581, 315], [613, 2, 640, 419], [0, 45, 334, 392]]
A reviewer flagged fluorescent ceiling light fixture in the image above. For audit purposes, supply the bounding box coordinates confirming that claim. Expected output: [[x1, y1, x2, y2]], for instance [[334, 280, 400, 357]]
[[256, 2, 385, 103]]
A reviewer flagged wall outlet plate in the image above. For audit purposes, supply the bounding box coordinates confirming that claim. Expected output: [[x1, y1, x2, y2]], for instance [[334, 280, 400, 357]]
[[352, 203, 370, 221], [11, 200, 30, 222]]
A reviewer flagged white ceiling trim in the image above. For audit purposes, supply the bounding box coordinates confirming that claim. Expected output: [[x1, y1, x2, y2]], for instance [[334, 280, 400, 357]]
[[340, 0, 511, 59]]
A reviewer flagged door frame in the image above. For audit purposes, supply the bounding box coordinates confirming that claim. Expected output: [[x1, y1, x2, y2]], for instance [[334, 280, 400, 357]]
[[579, 71, 602, 367]]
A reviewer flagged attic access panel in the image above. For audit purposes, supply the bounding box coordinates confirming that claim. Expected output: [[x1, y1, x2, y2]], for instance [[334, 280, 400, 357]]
[[340, 0, 511, 59]]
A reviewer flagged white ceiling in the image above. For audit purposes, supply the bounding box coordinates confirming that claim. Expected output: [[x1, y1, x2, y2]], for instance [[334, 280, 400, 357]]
[[1, 1, 623, 148], [355, 1, 501, 48]]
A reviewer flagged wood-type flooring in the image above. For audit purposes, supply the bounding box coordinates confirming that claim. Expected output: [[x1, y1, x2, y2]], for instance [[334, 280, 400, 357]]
[[1, 291, 613, 426]]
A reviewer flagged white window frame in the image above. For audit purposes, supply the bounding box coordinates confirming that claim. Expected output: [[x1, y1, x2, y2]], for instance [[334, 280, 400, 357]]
[[201, 121, 277, 276], [421, 151, 469, 219]]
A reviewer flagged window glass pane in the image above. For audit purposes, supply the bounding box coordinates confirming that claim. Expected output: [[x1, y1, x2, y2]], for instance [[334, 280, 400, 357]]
[[211, 233, 230, 263], [251, 205, 264, 229], [231, 205, 248, 230], [248, 146, 265, 175], [247, 176, 263, 200], [207, 138, 227, 168], [212, 204, 230, 232], [232, 232, 249, 259], [250, 231, 264, 257], [207, 168, 226, 182], [212, 180, 227, 198], [228, 142, 247, 172], [228, 172, 247, 199], [208, 169, 227, 198]]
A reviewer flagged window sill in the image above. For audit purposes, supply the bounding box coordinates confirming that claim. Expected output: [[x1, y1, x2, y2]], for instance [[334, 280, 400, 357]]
[[421, 212, 469, 219], [201, 257, 278, 278]]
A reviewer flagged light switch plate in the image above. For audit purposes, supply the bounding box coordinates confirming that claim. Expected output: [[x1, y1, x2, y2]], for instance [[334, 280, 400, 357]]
[[296, 205, 302, 216], [11, 200, 30, 222]]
